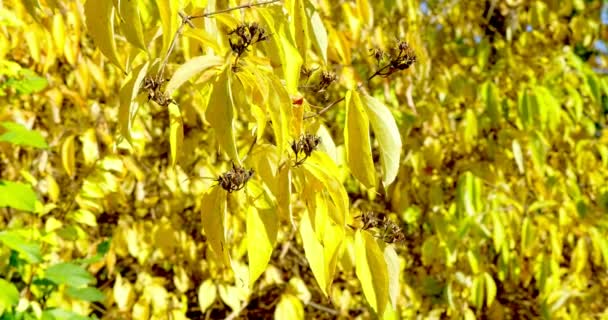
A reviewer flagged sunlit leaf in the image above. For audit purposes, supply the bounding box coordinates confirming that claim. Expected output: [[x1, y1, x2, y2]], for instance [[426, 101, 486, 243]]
[[345, 90, 376, 188], [168, 103, 183, 167], [0, 180, 38, 212], [84, 0, 125, 72], [119, 61, 150, 144], [384, 245, 400, 308], [274, 293, 304, 320], [198, 280, 217, 313], [355, 230, 389, 317], [0, 121, 48, 149], [45, 262, 95, 288], [359, 93, 402, 187], [0, 278, 19, 311], [165, 55, 223, 95], [118, 0, 147, 51], [247, 206, 278, 287], [200, 187, 231, 267], [67, 286, 105, 302], [483, 272, 496, 307], [0, 231, 42, 263], [206, 66, 240, 163]]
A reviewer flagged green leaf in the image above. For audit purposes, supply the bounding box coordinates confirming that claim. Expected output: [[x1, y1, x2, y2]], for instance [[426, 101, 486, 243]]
[[345, 90, 376, 188], [165, 55, 224, 95], [84, 0, 124, 72], [0, 180, 38, 212], [0, 278, 20, 311], [483, 272, 496, 307], [359, 93, 402, 187], [480, 81, 500, 126], [41, 308, 90, 320], [3, 75, 48, 94], [247, 206, 278, 287], [66, 286, 105, 302], [0, 231, 42, 263], [355, 230, 389, 317], [470, 274, 484, 309], [456, 172, 482, 217], [206, 66, 240, 163], [0, 122, 48, 149], [44, 263, 95, 288], [200, 187, 231, 267]]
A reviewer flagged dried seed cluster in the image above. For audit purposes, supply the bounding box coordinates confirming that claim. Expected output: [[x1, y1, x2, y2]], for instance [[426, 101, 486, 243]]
[[142, 76, 175, 107], [369, 40, 417, 78], [228, 22, 269, 57], [291, 133, 321, 166], [355, 211, 405, 244], [217, 163, 254, 193]]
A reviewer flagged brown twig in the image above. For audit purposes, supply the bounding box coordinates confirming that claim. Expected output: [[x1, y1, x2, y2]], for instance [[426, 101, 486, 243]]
[[189, 0, 281, 19], [303, 96, 345, 119]]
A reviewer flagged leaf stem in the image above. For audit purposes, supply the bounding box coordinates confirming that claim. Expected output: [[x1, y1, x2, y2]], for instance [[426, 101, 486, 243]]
[[303, 96, 345, 119]]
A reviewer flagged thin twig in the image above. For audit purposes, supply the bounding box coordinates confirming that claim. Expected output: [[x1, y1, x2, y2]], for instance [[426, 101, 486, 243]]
[[308, 302, 340, 316], [156, 13, 191, 83], [189, 0, 281, 19], [367, 64, 392, 81], [303, 96, 345, 119]]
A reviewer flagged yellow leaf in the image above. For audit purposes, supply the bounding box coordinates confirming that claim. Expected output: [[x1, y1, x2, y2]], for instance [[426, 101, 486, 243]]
[[119, 61, 150, 144], [156, 0, 179, 56], [512, 139, 525, 174], [345, 90, 376, 188], [79, 128, 99, 167], [200, 187, 231, 267], [206, 66, 240, 163], [266, 74, 293, 157], [484, 272, 497, 307], [52, 14, 65, 58], [301, 152, 348, 226], [118, 0, 147, 51], [113, 274, 135, 311], [360, 93, 402, 187], [355, 230, 389, 317], [84, 0, 125, 72], [247, 206, 278, 287], [299, 209, 329, 296], [305, 0, 328, 64], [288, 0, 310, 63], [165, 55, 223, 95], [182, 28, 221, 53], [168, 103, 183, 167], [356, 0, 374, 28], [45, 175, 59, 203], [198, 280, 217, 313], [61, 134, 76, 178], [274, 293, 304, 320], [277, 165, 293, 225], [259, 7, 303, 93]]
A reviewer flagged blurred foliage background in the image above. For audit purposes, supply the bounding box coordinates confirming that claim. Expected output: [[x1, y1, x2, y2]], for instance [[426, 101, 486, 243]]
[[1, 0, 608, 319]]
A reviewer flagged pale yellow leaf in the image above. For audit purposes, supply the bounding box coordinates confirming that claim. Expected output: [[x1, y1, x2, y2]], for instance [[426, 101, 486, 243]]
[[197, 280, 217, 313], [360, 93, 402, 187], [384, 245, 400, 308], [266, 74, 293, 157], [52, 14, 65, 58], [165, 55, 223, 95], [305, 0, 328, 64], [274, 293, 304, 320]]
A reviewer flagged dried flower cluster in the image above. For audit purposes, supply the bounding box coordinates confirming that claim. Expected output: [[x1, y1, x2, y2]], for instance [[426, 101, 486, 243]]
[[228, 22, 269, 57], [368, 40, 416, 79], [142, 76, 175, 107], [291, 133, 321, 166], [217, 163, 254, 193], [354, 211, 405, 244]]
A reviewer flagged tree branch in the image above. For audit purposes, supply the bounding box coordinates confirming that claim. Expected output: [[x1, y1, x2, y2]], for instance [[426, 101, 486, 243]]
[[303, 96, 345, 119]]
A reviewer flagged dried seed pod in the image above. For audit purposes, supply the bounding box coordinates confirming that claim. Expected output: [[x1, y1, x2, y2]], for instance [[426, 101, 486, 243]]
[[291, 133, 321, 166], [216, 163, 255, 193]]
